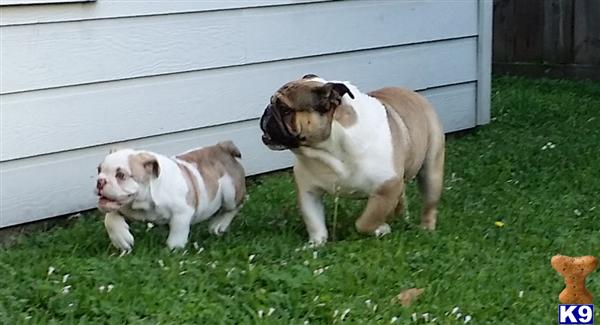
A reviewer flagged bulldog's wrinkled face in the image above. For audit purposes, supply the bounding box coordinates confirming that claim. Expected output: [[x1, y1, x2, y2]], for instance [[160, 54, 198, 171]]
[[260, 74, 354, 151], [95, 149, 160, 212]]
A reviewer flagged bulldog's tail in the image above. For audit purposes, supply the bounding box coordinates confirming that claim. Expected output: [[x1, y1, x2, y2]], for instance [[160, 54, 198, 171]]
[[218, 140, 242, 159]]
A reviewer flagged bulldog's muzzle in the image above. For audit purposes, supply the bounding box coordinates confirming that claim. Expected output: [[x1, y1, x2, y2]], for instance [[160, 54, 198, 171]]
[[260, 105, 300, 151]]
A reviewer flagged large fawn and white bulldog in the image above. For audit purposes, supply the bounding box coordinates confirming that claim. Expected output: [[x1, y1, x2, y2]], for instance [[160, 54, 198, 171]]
[[260, 74, 445, 245], [95, 141, 246, 251]]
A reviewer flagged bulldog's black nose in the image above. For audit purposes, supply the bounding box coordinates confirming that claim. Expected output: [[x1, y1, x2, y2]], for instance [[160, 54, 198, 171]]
[[96, 178, 107, 190]]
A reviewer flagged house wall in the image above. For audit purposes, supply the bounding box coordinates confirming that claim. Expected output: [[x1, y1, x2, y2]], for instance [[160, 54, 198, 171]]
[[0, 0, 492, 227]]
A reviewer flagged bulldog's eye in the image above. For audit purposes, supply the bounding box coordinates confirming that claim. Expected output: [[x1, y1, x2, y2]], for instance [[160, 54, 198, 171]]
[[115, 171, 126, 180]]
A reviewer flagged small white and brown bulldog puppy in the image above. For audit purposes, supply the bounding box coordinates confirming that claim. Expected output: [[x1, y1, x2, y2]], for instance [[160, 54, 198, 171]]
[[95, 141, 246, 251], [260, 75, 445, 245]]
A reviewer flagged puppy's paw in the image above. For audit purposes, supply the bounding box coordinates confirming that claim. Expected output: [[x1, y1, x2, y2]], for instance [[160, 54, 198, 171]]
[[108, 227, 134, 252], [374, 223, 391, 237], [308, 233, 328, 247], [208, 222, 228, 236], [420, 220, 436, 231], [208, 212, 236, 236], [105, 213, 134, 252], [167, 237, 187, 250]]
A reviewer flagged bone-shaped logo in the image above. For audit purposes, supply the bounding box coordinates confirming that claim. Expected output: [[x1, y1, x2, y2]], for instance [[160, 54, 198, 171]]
[[551, 255, 598, 304]]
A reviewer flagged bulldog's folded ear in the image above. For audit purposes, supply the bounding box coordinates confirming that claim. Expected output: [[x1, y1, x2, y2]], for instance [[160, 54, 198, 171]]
[[316, 82, 355, 112], [324, 82, 355, 100], [129, 152, 160, 181], [302, 73, 319, 79]]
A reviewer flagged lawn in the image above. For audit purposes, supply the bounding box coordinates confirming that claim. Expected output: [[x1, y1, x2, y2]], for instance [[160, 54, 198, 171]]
[[1, 77, 599, 324]]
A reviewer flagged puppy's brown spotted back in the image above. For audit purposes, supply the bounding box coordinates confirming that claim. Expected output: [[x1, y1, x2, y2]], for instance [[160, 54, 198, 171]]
[[177, 141, 246, 206]]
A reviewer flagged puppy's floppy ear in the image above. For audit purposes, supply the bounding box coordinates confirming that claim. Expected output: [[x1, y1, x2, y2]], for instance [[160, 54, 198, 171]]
[[130, 152, 160, 180], [324, 82, 355, 100], [302, 73, 319, 80], [314, 82, 355, 112]]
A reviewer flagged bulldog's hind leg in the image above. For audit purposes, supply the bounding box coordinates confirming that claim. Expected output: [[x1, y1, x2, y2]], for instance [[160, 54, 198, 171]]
[[208, 209, 239, 236], [209, 176, 243, 236], [355, 178, 404, 237], [417, 142, 444, 231]]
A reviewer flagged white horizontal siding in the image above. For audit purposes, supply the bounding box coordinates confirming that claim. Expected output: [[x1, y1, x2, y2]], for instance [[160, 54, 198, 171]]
[[0, 0, 478, 94], [1, 37, 477, 161], [0, 0, 491, 227], [0, 82, 476, 228], [0, 0, 329, 26]]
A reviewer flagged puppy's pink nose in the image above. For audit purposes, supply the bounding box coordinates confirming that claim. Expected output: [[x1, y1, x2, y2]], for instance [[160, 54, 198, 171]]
[[96, 178, 107, 190]]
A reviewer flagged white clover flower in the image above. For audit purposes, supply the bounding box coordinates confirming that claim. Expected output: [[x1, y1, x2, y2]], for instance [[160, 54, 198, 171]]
[[519, 290, 524, 298], [107, 284, 114, 292], [411, 313, 417, 322], [390, 316, 399, 323], [62, 274, 70, 283], [248, 255, 256, 263], [313, 295, 320, 302], [451, 307, 460, 315], [464, 315, 472, 324], [47, 266, 55, 276], [99, 286, 106, 292], [333, 309, 339, 318], [456, 313, 462, 319], [193, 242, 199, 250], [267, 308, 276, 317], [422, 313, 429, 321], [340, 308, 351, 320], [62, 285, 71, 294], [313, 251, 318, 259], [158, 260, 165, 268], [257, 309, 264, 318], [146, 222, 154, 230], [574, 209, 582, 216]]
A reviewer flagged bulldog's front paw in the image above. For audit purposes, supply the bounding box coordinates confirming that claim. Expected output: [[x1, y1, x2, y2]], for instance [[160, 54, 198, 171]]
[[166, 234, 188, 250], [308, 233, 328, 246], [104, 213, 134, 252], [109, 228, 134, 252], [374, 223, 391, 237]]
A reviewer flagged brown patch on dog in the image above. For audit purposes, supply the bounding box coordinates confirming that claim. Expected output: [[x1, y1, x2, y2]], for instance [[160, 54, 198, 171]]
[[176, 162, 200, 209], [369, 87, 445, 231], [128, 153, 160, 182], [355, 177, 404, 234], [333, 104, 357, 128], [177, 141, 246, 206]]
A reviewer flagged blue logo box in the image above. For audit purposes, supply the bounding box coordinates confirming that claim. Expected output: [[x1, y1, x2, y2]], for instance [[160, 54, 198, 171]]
[[559, 305, 594, 324]]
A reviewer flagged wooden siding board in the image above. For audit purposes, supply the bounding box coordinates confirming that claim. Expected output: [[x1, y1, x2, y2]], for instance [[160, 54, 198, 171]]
[[0, 0, 329, 26], [0, 82, 477, 228], [1, 37, 478, 161], [574, 0, 600, 65], [0, 0, 478, 94]]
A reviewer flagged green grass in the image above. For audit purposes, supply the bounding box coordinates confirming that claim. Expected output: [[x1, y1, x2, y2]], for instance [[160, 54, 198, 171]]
[[1, 76, 600, 324]]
